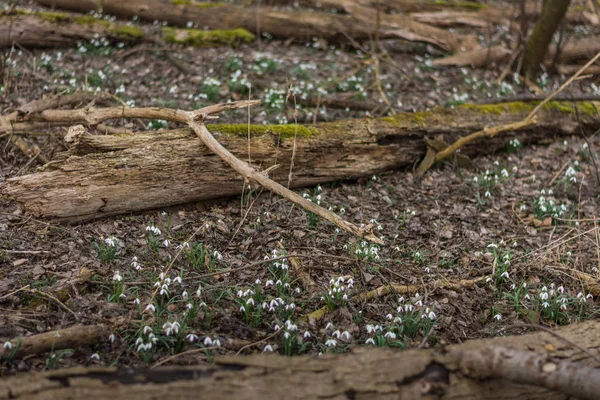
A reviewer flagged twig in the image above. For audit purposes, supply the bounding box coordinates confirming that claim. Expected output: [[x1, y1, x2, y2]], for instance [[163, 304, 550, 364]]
[[187, 108, 383, 244], [235, 327, 282, 355], [304, 275, 489, 322], [151, 346, 220, 368]]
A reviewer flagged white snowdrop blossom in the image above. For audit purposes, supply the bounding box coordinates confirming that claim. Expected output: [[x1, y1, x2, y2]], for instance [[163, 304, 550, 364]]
[[113, 271, 123, 282], [145, 225, 161, 235], [186, 334, 199, 342], [263, 345, 274, 353]]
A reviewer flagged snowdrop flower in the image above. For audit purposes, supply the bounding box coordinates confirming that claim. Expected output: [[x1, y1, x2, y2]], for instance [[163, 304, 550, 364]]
[[186, 334, 198, 342], [303, 331, 311, 339], [365, 338, 375, 345], [182, 290, 189, 299], [3, 342, 13, 350], [145, 304, 155, 312], [493, 314, 502, 321], [341, 331, 351, 340], [90, 353, 100, 360], [384, 332, 396, 339], [113, 271, 123, 282], [325, 339, 337, 347], [325, 322, 335, 330], [263, 345, 274, 353], [108, 334, 116, 343], [500, 271, 510, 279], [145, 226, 161, 235], [386, 313, 393, 320]]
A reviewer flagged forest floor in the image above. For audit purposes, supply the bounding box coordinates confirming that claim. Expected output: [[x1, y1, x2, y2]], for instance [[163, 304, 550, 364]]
[[1, 0, 600, 375]]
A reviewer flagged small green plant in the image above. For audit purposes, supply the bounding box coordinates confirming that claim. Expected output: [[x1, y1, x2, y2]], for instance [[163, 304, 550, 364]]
[[506, 138, 523, 153], [44, 349, 74, 371], [224, 57, 243, 71], [301, 185, 324, 227], [228, 69, 251, 94], [94, 236, 119, 263], [470, 161, 516, 206], [148, 119, 168, 130], [145, 225, 162, 252], [322, 276, 353, 310], [529, 189, 569, 222], [108, 270, 125, 302], [202, 77, 221, 101], [252, 58, 277, 75], [185, 242, 221, 271], [263, 87, 286, 112]]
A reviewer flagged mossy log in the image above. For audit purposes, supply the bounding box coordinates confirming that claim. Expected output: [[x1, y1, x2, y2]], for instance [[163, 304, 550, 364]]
[[0, 12, 144, 48], [0, 12, 253, 48], [34, 0, 476, 53], [1, 321, 600, 399], [2, 101, 599, 223]]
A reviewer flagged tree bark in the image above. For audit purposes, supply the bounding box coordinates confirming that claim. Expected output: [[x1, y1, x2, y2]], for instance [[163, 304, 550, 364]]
[[34, 0, 476, 53], [1, 320, 600, 399], [0, 13, 144, 48], [523, 0, 572, 81], [2, 101, 599, 223], [0, 13, 254, 49]]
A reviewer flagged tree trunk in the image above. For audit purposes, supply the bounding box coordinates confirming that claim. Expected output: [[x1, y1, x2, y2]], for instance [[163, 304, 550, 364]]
[[0, 12, 254, 49], [1, 321, 599, 399], [523, 0, 571, 81], [34, 0, 477, 53], [2, 101, 599, 223]]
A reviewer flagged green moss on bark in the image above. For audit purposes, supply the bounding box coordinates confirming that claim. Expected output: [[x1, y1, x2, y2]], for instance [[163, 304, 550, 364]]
[[161, 27, 254, 47], [207, 124, 318, 139]]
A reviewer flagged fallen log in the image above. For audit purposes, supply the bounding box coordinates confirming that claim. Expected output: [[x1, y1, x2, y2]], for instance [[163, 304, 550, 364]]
[[0, 11, 254, 48], [2, 101, 599, 223], [34, 0, 476, 52], [1, 320, 600, 399]]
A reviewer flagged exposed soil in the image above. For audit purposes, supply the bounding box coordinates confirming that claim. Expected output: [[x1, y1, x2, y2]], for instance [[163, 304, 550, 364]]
[[1, 0, 600, 376]]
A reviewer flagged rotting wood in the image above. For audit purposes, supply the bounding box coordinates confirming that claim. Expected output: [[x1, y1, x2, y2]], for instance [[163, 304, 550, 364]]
[[0, 325, 109, 361], [2, 101, 599, 224], [1, 320, 600, 399], [34, 0, 476, 53], [0, 12, 254, 49]]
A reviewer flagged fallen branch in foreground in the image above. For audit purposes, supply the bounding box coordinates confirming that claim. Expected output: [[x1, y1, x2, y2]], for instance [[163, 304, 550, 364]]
[[304, 275, 489, 322], [3, 100, 600, 224], [3, 99, 382, 243], [1, 320, 599, 399]]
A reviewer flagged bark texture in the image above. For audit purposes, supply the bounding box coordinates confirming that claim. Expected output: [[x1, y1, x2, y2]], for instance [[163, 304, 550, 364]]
[[523, 0, 572, 81], [2, 101, 599, 223], [35, 0, 476, 52], [0, 13, 144, 48], [0, 13, 253, 49], [1, 320, 599, 399]]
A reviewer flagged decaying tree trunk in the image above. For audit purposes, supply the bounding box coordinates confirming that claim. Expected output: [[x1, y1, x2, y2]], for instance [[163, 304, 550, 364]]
[[0, 12, 254, 48], [2, 101, 599, 223], [1, 320, 600, 399], [34, 0, 476, 53], [523, 0, 572, 81], [0, 13, 144, 48]]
